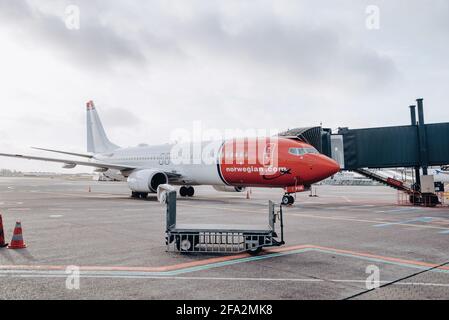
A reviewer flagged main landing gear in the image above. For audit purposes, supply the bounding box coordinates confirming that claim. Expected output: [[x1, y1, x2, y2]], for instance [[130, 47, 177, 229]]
[[179, 186, 195, 197], [281, 194, 295, 205], [131, 192, 148, 199]]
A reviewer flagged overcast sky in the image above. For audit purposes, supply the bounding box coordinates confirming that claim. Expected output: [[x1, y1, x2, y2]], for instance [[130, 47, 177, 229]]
[[0, 0, 448, 172]]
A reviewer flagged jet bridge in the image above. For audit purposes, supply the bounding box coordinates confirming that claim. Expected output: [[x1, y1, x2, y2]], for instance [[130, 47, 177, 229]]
[[326, 99, 449, 172], [284, 98, 449, 204]]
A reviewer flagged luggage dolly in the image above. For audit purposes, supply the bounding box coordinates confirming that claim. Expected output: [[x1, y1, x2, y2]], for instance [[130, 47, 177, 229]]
[[161, 188, 285, 255]]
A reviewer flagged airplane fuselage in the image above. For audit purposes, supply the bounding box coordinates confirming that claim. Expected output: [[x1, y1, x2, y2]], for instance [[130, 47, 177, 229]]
[[93, 137, 340, 189]]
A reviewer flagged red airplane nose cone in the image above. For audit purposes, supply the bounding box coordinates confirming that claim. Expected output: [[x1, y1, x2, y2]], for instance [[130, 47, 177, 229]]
[[327, 158, 341, 176], [313, 156, 340, 181]]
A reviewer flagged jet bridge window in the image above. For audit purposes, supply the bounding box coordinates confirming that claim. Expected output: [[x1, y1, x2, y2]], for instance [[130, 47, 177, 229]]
[[288, 147, 319, 156]]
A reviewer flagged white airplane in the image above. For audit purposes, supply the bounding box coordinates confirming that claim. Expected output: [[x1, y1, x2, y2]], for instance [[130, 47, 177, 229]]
[[0, 101, 340, 205]]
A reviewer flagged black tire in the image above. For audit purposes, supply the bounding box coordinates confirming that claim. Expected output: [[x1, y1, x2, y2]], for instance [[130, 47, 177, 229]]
[[176, 235, 199, 252], [245, 236, 264, 255], [139, 193, 148, 199], [282, 195, 290, 205], [179, 187, 187, 197], [187, 187, 195, 197], [409, 195, 421, 205], [247, 246, 263, 255], [288, 195, 295, 205], [131, 192, 139, 198]]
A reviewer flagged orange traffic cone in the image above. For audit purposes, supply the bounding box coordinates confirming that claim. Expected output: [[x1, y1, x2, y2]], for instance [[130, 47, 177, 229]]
[[0, 215, 8, 248], [8, 221, 27, 249]]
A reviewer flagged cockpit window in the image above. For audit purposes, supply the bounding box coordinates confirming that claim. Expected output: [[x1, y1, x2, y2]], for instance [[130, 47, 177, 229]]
[[288, 147, 319, 156]]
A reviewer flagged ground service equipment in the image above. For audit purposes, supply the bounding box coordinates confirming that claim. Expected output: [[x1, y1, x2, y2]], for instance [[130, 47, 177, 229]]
[[164, 191, 284, 255]]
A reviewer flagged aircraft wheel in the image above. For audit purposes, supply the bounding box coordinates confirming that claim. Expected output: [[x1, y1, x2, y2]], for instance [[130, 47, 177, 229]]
[[187, 186, 195, 197], [282, 195, 295, 205], [179, 186, 187, 197], [282, 195, 290, 205], [139, 193, 148, 199], [131, 192, 139, 198]]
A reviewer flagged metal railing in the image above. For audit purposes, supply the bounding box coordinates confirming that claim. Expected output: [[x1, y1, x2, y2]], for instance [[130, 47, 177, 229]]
[[166, 232, 271, 253]]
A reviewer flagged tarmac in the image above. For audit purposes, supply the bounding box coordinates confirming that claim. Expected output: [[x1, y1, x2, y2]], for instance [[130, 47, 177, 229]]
[[0, 177, 448, 300]]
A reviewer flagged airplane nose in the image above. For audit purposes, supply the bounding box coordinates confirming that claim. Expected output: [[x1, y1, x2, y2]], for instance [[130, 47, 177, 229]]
[[325, 157, 341, 176], [313, 156, 340, 180]]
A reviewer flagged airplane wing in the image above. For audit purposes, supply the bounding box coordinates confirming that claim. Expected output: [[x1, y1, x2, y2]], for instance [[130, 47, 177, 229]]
[[31, 147, 94, 159], [0, 152, 133, 171]]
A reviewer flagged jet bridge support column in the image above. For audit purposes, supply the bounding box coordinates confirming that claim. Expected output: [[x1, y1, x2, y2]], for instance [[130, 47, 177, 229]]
[[410, 105, 421, 189], [417, 98, 429, 176]]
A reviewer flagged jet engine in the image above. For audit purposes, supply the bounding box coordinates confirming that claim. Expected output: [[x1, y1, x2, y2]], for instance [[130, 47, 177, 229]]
[[213, 185, 246, 193], [127, 169, 168, 193]]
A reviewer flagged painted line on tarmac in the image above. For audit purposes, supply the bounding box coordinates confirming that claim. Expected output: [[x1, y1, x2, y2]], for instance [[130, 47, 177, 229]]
[[23, 190, 123, 199], [179, 203, 449, 233], [297, 202, 329, 205], [1, 244, 449, 278], [268, 245, 449, 272], [433, 220, 449, 225], [290, 213, 449, 232], [178, 203, 260, 215], [345, 205, 378, 211], [0, 272, 448, 288], [374, 217, 433, 228], [376, 207, 422, 214]]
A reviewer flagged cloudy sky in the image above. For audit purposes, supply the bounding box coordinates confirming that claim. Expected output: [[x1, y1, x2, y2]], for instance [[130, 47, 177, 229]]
[[0, 0, 448, 172]]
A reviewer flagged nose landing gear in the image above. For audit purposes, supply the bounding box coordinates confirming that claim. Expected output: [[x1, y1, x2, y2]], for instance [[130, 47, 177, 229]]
[[282, 194, 295, 205], [179, 186, 195, 197]]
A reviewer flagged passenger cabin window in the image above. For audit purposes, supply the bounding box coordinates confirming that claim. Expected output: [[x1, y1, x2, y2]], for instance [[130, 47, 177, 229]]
[[288, 147, 319, 156]]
